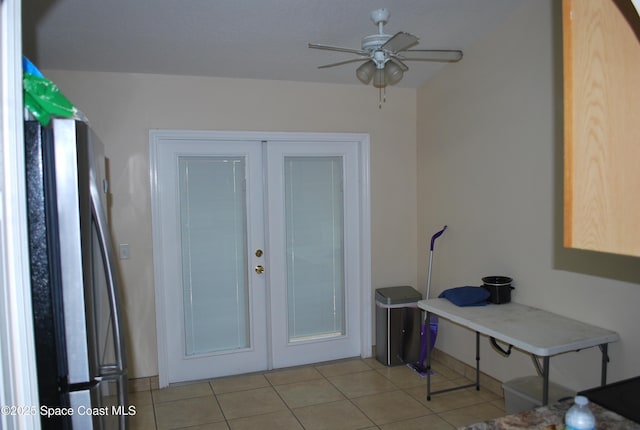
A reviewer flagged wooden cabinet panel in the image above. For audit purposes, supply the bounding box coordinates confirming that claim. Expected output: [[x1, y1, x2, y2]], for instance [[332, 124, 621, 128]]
[[563, 0, 640, 256]]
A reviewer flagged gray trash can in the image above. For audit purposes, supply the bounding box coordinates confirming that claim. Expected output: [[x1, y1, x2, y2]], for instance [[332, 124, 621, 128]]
[[375, 286, 423, 366]]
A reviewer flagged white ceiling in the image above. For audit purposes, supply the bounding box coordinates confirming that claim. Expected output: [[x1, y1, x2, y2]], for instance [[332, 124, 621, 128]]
[[23, 0, 529, 89]]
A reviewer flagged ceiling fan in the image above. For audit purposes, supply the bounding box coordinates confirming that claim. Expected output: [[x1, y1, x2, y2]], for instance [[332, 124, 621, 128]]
[[308, 8, 463, 105]]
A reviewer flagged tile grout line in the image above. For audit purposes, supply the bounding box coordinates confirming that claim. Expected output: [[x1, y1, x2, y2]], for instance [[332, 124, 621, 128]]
[[265, 370, 311, 430], [150, 394, 159, 430], [317, 366, 381, 429], [208, 380, 233, 429], [266, 360, 389, 429]]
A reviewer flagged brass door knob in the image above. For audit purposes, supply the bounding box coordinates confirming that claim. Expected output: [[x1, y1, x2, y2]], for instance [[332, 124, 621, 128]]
[[255, 265, 265, 274]]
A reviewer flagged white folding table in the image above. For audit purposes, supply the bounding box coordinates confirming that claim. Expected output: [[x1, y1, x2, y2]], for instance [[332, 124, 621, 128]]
[[417, 298, 619, 405]]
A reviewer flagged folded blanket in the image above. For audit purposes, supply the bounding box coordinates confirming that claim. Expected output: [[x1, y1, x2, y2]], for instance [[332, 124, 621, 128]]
[[439, 286, 489, 306]]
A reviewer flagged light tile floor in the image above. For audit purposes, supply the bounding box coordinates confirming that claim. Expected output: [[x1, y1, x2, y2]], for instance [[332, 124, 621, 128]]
[[129, 357, 505, 430]]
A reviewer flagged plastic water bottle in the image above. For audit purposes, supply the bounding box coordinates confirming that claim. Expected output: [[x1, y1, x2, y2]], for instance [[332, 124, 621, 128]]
[[565, 396, 595, 430]]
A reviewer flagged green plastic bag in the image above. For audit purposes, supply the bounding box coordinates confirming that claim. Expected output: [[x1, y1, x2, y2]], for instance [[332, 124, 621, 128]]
[[23, 72, 77, 126]]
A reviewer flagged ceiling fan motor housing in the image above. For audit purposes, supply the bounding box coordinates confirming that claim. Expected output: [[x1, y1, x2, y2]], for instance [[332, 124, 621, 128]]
[[361, 34, 392, 53]]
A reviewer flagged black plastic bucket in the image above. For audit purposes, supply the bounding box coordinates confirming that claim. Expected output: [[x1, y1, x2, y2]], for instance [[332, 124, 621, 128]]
[[482, 276, 514, 304]]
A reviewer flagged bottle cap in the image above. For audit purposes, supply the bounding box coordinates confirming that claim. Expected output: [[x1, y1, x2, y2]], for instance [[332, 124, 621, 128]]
[[574, 395, 588, 406]]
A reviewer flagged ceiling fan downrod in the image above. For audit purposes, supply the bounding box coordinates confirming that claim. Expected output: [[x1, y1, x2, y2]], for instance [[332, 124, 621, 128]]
[[370, 8, 389, 35]]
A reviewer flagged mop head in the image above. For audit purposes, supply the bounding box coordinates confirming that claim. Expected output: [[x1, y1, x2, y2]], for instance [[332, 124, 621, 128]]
[[406, 362, 433, 377], [406, 315, 439, 377]]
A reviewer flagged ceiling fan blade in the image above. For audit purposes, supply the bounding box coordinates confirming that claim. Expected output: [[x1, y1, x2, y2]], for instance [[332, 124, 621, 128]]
[[381, 32, 419, 53], [317, 58, 369, 69], [389, 57, 409, 71], [401, 49, 463, 62], [308, 43, 369, 56]]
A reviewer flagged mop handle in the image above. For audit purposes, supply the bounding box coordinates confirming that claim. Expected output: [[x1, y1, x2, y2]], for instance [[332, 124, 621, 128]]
[[430, 225, 447, 251], [426, 225, 447, 300], [426, 253, 434, 300]]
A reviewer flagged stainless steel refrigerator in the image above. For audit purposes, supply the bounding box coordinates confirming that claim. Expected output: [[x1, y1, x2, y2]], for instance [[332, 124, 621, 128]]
[[25, 119, 128, 429]]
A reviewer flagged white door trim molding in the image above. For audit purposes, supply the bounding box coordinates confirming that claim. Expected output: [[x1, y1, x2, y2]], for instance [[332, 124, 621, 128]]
[[149, 130, 371, 388], [1, 1, 42, 428]]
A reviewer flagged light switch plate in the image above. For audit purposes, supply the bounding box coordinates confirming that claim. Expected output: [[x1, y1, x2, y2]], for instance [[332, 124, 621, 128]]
[[119, 243, 130, 260]]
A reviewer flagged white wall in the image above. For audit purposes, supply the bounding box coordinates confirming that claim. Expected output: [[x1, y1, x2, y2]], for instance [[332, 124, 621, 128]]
[[44, 0, 640, 388], [43, 71, 418, 378], [417, 0, 640, 391]]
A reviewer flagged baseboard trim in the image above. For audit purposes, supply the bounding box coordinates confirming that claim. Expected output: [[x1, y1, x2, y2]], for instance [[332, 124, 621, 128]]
[[128, 375, 159, 393]]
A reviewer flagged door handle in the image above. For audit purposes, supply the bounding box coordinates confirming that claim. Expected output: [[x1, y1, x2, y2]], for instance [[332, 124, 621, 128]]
[[255, 265, 265, 274]]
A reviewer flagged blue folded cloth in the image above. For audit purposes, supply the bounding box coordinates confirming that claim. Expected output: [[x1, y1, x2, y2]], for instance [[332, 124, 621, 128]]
[[439, 286, 490, 306]]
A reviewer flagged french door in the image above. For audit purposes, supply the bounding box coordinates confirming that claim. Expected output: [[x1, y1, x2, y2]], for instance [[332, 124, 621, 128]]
[[150, 131, 370, 386]]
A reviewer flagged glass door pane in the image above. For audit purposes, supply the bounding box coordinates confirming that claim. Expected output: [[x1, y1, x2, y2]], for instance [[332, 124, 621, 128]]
[[178, 156, 249, 355], [284, 156, 345, 342]]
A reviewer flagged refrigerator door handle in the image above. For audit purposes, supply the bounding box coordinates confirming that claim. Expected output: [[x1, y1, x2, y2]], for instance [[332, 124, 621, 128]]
[[89, 158, 127, 376]]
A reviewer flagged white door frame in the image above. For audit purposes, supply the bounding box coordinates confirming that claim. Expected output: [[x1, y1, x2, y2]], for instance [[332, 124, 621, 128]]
[[2, 1, 42, 428], [150, 130, 371, 388]]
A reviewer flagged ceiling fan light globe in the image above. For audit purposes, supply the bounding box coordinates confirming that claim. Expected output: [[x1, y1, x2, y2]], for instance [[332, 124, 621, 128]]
[[373, 68, 386, 88], [356, 61, 376, 84], [384, 62, 404, 85]]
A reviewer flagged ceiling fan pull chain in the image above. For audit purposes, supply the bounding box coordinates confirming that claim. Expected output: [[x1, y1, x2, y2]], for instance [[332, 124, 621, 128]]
[[378, 86, 387, 109]]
